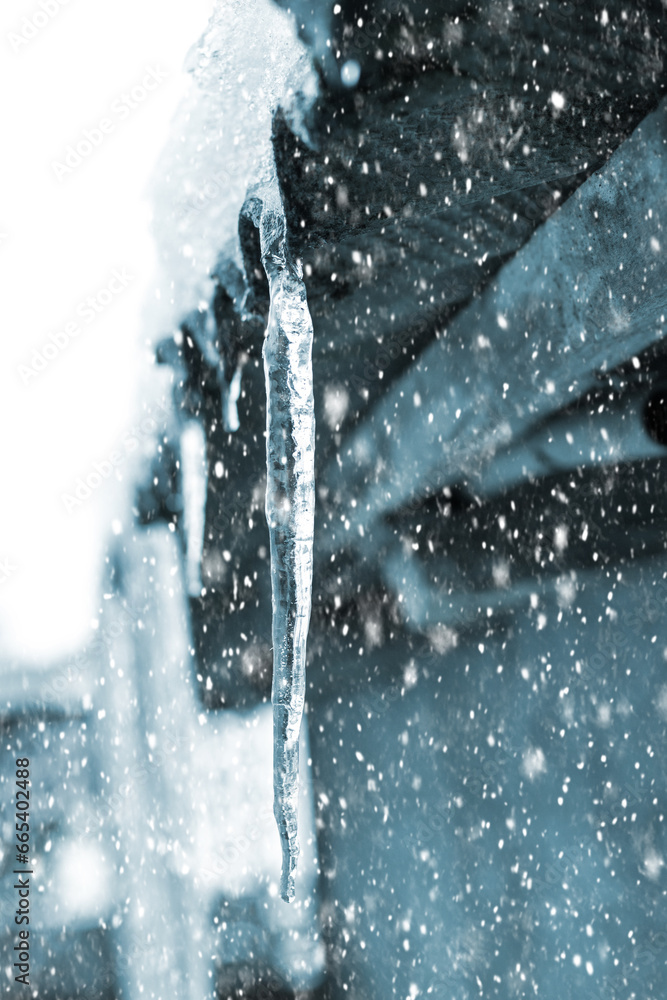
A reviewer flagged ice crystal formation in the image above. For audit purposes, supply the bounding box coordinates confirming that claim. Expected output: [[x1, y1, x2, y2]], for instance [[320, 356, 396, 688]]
[[253, 173, 315, 901]]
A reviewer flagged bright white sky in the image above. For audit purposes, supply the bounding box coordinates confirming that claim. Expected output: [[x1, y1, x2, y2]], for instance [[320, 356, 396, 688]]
[[0, 0, 212, 663]]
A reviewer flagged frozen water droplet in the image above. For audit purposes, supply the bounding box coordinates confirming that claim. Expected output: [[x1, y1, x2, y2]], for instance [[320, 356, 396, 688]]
[[340, 59, 361, 88]]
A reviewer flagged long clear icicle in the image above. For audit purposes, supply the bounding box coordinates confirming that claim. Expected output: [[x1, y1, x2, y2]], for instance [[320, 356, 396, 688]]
[[258, 180, 315, 902]]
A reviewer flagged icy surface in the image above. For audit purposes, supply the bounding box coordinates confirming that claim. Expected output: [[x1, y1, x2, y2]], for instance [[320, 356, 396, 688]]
[[256, 174, 315, 901], [150, 0, 315, 333]]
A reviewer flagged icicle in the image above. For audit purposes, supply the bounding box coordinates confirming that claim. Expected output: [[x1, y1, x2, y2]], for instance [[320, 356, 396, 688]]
[[222, 364, 242, 433], [257, 176, 315, 902], [180, 420, 208, 598], [189, 307, 221, 369], [186, 307, 243, 434]]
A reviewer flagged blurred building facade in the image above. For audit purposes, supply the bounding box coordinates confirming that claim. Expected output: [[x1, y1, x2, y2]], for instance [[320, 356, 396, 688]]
[[2, 2, 667, 998]]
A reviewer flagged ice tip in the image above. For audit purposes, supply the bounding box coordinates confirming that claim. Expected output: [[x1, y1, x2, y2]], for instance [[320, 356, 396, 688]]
[[280, 881, 295, 904], [279, 840, 299, 902]]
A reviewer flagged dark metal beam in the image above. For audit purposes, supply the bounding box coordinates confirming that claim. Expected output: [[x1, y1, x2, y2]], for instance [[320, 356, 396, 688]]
[[320, 98, 667, 555]]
